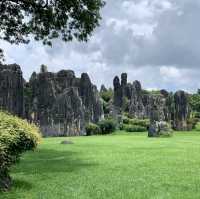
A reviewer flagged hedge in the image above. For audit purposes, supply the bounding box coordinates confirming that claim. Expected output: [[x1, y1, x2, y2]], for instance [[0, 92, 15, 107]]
[[85, 123, 101, 136], [98, 119, 117, 134], [0, 112, 41, 191], [123, 124, 146, 132]]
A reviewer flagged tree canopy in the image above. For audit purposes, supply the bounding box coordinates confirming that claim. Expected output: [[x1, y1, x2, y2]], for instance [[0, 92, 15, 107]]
[[0, 0, 105, 62]]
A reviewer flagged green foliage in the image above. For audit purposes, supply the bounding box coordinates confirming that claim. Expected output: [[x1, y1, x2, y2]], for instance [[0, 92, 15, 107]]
[[0, 0, 105, 45], [122, 118, 130, 124], [195, 122, 200, 131], [122, 97, 130, 112], [0, 112, 41, 191], [85, 123, 101, 136], [187, 118, 199, 130], [189, 94, 200, 114], [102, 101, 110, 115], [122, 118, 150, 128], [158, 122, 173, 138], [123, 124, 146, 132], [0, 0, 105, 62], [98, 119, 116, 134], [100, 89, 113, 103], [121, 117, 149, 132], [193, 112, 200, 119], [148, 90, 161, 95]]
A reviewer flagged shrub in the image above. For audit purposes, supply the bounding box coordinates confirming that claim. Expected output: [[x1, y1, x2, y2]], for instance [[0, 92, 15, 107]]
[[0, 112, 41, 191], [195, 122, 200, 131], [122, 118, 130, 124], [148, 121, 173, 138], [122, 117, 150, 128], [187, 118, 199, 130], [98, 119, 116, 134], [123, 124, 146, 132], [100, 90, 113, 103], [129, 119, 150, 127], [85, 123, 101, 136]]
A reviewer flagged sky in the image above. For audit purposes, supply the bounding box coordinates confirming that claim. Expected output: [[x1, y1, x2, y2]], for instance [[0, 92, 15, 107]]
[[1, 0, 200, 93]]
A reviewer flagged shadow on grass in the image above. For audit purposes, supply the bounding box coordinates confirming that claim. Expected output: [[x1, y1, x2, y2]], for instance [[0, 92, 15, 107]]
[[12, 148, 98, 175], [12, 179, 33, 191], [2, 148, 98, 192]]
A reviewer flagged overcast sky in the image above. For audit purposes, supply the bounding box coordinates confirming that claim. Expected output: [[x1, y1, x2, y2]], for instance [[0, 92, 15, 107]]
[[1, 0, 200, 92]]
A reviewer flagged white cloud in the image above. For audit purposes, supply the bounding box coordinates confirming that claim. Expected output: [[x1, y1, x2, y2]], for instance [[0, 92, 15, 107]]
[[1, 0, 200, 92], [160, 66, 181, 79]]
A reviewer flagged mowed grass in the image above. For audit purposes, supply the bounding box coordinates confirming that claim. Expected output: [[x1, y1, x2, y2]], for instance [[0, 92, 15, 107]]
[[1, 131, 200, 199]]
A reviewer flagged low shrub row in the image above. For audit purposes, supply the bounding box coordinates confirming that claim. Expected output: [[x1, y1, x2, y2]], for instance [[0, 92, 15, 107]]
[[121, 117, 149, 132], [122, 124, 146, 132], [122, 118, 150, 128], [0, 112, 41, 191]]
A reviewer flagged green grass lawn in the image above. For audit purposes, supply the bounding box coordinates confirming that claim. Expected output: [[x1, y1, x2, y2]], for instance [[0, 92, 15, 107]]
[[1, 131, 200, 199]]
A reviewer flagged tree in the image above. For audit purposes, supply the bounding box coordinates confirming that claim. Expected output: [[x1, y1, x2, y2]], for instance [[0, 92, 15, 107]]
[[0, 0, 105, 62], [189, 93, 200, 118]]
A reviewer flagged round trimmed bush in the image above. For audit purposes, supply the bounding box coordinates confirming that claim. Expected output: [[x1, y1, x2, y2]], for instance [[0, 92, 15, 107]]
[[98, 119, 116, 134], [0, 112, 41, 191], [85, 123, 101, 136]]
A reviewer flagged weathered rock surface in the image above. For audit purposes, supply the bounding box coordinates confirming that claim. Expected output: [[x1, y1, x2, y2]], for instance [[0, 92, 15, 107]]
[[0, 64, 24, 117], [148, 121, 173, 137], [113, 73, 190, 131], [173, 91, 190, 130], [0, 64, 191, 135], [26, 66, 104, 136]]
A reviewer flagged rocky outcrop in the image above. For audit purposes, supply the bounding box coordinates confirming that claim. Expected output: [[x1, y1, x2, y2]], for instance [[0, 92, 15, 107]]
[[112, 73, 190, 131], [0, 64, 24, 117], [173, 91, 190, 130], [113, 76, 123, 109], [148, 121, 173, 137], [0, 64, 191, 135], [26, 66, 104, 136]]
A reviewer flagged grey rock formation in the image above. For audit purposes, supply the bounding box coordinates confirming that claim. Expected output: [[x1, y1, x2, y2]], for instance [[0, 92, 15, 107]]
[[0, 64, 24, 117], [113, 73, 190, 131], [173, 91, 190, 130], [26, 66, 103, 136], [129, 80, 146, 118], [148, 121, 173, 137], [0, 63, 191, 135], [100, 84, 107, 93], [113, 76, 123, 108]]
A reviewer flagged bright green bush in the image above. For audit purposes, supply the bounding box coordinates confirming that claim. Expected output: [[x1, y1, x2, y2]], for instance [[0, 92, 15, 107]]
[[85, 123, 101, 136], [100, 89, 113, 103], [195, 122, 200, 131], [122, 117, 150, 128], [123, 124, 146, 132], [187, 118, 199, 130], [122, 118, 130, 124], [0, 112, 41, 191], [129, 119, 150, 127], [98, 119, 116, 134], [158, 122, 173, 138]]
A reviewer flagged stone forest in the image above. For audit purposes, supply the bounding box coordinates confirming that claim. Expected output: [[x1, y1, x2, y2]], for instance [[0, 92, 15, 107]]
[[2, 1, 200, 198], [0, 63, 191, 137]]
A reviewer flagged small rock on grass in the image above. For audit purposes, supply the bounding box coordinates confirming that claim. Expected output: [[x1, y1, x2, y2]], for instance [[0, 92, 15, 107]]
[[60, 140, 73, 145]]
